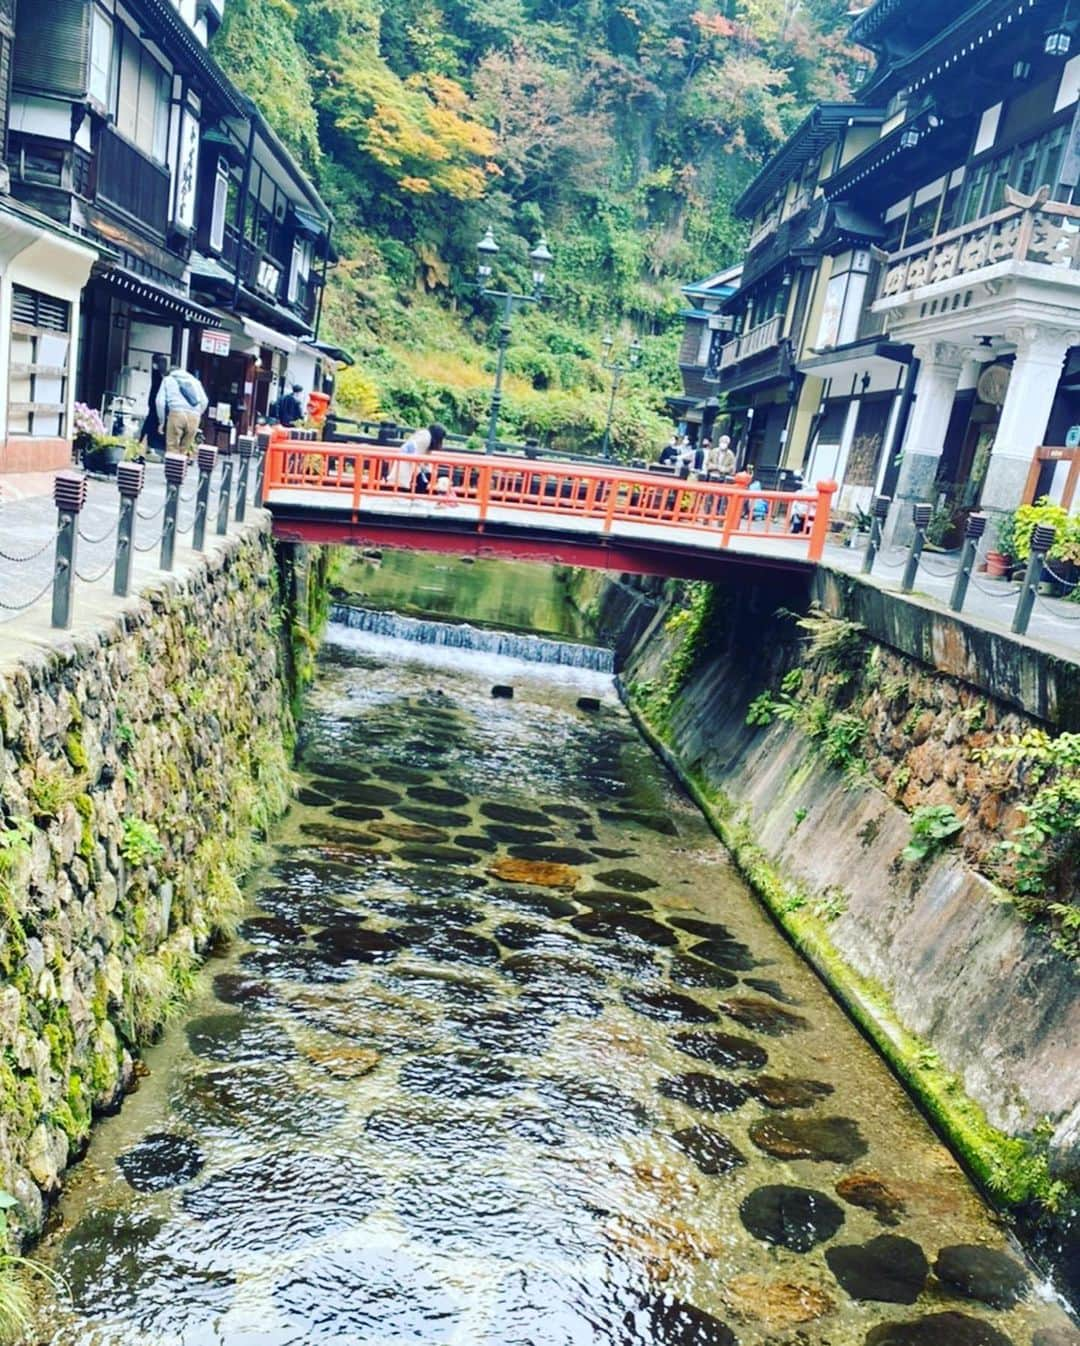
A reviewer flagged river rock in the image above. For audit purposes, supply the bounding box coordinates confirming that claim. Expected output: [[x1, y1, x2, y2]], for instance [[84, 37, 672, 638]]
[[864, 1312, 1016, 1345], [329, 803, 384, 823], [740, 1184, 845, 1251], [395, 924, 502, 965], [484, 823, 557, 845], [544, 803, 591, 820], [508, 843, 596, 866], [117, 1132, 205, 1192], [657, 1072, 747, 1113], [673, 1030, 768, 1070], [501, 951, 606, 989], [311, 924, 404, 964], [398, 1050, 524, 1101], [590, 844, 633, 858], [395, 804, 473, 829], [748, 1075, 835, 1110], [622, 987, 716, 1024], [491, 684, 514, 698], [835, 1172, 906, 1225], [379, 764, 432, 785], [743, 977, 802, 1005], [297, 786, 334, 807], [494, 921, 581, 954], [669, 916, 735, 940], [487, 887, 580, 919], [577, 889, 653, 914], [687, 938, 758, 972], [447, 1004, 553, 1055], [724, 1275, 834, 1329], [598, 806, 679, 836], [671, 1124, 746, 1175], [570, 911, 677, 947], [503, 1105, 567, 1147], [826, 1234, 929, 1303], [330, 781, 403, 806], [212, 973, 275, 1007], [397, 843, 479, 866], [369, 821, 451, 843], [933, 1245, 1030, 1308], [185, 1012, 293, 1063], [537, 1075, 650, 1136], [719, 996, 811, 1036], [749, 1115, 869, 1163], [593, 867, 659, 892], [299, 822, 383, 847], [669, 955, 739, 990], [454, 833, 498, 852], [487, 857, 580, 888], [633, 1291, 737, 1344], [237, 914, 306, 946], [302, 1044, 380, 1079], [480, 802, 554, 827], [407, 784, 470, 807]]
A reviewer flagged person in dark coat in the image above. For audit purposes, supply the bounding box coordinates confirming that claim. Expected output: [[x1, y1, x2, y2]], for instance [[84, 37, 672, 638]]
[[279, 384, 306, 427], [139, 354, 168, 454]]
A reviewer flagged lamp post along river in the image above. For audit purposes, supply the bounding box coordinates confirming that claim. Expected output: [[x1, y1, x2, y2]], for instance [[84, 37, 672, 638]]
[[476, 228, 553, 454], [600, 332, 643, 460]]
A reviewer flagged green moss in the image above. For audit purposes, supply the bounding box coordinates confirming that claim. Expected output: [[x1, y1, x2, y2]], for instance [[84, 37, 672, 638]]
[[627, 691, 1067, 1213], [63, 730, 88, 772], [49, 1072, 91, 1144]]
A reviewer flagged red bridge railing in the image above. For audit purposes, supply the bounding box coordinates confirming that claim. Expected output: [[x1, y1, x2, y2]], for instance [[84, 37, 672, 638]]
[[263, 437, 838, 563]]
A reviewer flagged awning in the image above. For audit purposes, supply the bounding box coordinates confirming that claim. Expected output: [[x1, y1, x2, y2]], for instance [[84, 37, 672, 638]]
[[95, 266, 224, 327], [242, 317, 298, 355], [798, 337, 912, 382], [189, 252, 234, 286], [311, 341, 354, 366], [290, 206, 326, 239]]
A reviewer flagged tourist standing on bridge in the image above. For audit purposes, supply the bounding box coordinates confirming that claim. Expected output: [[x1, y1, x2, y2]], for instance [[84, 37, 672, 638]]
[[279, 384, 306, 428], [155, 366, 208, 456], [387, 423, 447, 491], [708, 435, 736, 481]]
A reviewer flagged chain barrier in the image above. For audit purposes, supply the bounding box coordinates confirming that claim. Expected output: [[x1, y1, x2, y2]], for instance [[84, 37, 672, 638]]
[[77, 519, 118, 546], [915, 554, 959, 579], [136, 499, 166, 521], [1043, 559, 1079, 591], [133, 530, 164, 553], [0, 572, 55, 613], [75, 556, 115, 585], [0, 535, 55, 564]]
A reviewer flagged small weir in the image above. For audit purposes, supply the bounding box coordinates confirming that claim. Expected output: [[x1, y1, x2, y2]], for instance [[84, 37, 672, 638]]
[[330, 602, 615, 671], [30, 616, 1078, 1344]]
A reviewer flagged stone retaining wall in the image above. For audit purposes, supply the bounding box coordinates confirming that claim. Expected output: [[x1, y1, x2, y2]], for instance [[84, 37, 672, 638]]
[[587, 571, 1080, 1208], [0, 523, 295, 1235]]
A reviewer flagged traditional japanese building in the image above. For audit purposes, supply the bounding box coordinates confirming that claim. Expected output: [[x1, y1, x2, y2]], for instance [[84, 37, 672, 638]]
[[672, 264, 741, 444]]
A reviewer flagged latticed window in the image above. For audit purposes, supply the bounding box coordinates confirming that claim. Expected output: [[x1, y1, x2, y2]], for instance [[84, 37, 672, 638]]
[[9, 286, 72, 438]]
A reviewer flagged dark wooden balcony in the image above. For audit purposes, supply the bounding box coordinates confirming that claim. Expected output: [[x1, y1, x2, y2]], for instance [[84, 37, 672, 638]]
[[95, 126, 170, 237]]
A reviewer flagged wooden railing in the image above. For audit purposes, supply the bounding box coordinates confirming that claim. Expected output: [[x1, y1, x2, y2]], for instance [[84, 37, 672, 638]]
[[96, 126, 170, 237], [717, 313, 784, 371], [263, 438, 838, 563], [877, 199, 1080, 302]]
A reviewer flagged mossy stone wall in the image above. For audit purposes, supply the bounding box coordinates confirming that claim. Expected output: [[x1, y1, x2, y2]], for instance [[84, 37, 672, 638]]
[[0, 524, 297, 1236]]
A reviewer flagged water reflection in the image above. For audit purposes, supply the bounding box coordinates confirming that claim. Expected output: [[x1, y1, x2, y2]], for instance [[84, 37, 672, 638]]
[[30, 625, 1077, 1345]]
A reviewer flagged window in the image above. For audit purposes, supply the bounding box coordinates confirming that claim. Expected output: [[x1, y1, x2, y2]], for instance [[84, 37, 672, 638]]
[[113, 29, 169, 163], [88, 7, 112, 107], [209, 160, 230, 253], [287, 235, 312, 305], [9, 286, 72, 438], [960, 123, 1069, 223], [816, 251, 871, 349]]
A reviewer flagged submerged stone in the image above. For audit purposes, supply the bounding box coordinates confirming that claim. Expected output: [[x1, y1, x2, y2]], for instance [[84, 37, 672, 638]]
[[488, 887, 580, 919], [311, 924, 404, 964], [174, 1064, 346, 1141], [673, 1030, 768, 1071], [483, 823, 557, 845], [408, 784, 470, 807], [933, 1245, 1030, 1308], [669, 916, 735, 941], [487, 857, 580, 889], [749, 1115, 869, 1164], [631, 1292, 737, 1344], [826, 1234, 929, 1303], [671, 1124, 746, 1175], [501, 951, 606, 989], [395, 899, 484, 927], [570, 911, 677, 947], [329, 803, 385, 823], [398, 865, 490, 897], [538, 1075, 650, 1136], [544, 803, 591, 821], [657, 1072, 747, 1113], [368, 821, 451, 843], [480, 801, 554, 827], [494, 921, 583, 954], [508, 843, 596, 866], [302, 1044, 381, 1080], [864, 1313, 1015, 1345], [594, 867, 659, 892], [688, 938, 759, 972], [395, 924, 502, 965], [448, 1004, 553, 1055], [117, 1132, 205, 1192], [749, 1076, 836, 1111], [299, 822, 383, 847], [258, 888, 356, 928], [454, 833, 498, 853], [397, 843, 479, 866], [669, 955, 739, 991], [598, 806, 679, 836], [622, 986, 716, 1023], [724, 1275, 834, 1330], [185, 1012, 293, 1063], [743, 977, 802, 1005], [238, 946, 353, 985], [330, 781, 403, 806], [740, 1184, 846, 1252], [835, 1172, 906, 1225], [395, 804, 473, 829], [398, 1050, 524, 1101], [379, 764, 432, 785], [503, 1105, 567, 1147], [491, 684, 514, 699], [297, 786, 334, 807], [212, 972, 275, 1007], [577, 889, 653, 914], [719, 996, 811, 1036], [302, 759, 369, 782], [237, 914, 306, 946]]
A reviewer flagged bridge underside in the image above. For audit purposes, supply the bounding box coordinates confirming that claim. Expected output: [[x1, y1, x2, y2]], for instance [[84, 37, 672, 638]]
[[268, 507, 816, 582]]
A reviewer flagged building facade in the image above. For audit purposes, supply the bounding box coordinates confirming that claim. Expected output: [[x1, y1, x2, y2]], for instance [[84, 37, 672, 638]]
[[698, 0, 1080, 533], [2, 0, 334, 470]]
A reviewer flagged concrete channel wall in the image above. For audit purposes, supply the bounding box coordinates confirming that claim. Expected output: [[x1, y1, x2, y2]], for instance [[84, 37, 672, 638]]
[[578, 568, 1080, 1200], [0, 522, 301, 1235]]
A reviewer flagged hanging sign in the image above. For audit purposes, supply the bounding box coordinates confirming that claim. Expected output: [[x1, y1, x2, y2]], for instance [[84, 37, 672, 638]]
[[200, 329, 231, 357], [174, 110, 200, 232]]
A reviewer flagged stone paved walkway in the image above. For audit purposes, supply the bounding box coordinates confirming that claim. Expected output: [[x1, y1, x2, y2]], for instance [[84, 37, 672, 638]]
[[1, 464, 1077, 663]]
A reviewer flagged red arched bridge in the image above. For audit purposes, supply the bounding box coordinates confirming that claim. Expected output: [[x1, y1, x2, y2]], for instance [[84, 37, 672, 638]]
[[262, 436, 838, 580]]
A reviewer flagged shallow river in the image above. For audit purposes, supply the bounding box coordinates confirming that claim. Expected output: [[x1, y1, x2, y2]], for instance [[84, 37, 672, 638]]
[[30, 624, 1078, 1345]]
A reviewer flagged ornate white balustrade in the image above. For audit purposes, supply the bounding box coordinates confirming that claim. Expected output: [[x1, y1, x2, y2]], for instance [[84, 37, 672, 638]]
[[876, 200, 1080, 306]]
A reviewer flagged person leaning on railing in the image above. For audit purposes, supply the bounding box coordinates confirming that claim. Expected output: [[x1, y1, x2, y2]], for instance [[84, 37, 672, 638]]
[[385, 423, 447, 491]]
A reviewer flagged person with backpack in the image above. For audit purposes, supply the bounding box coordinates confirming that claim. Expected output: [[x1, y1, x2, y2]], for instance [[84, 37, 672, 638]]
[[155, 366, 209, 455]]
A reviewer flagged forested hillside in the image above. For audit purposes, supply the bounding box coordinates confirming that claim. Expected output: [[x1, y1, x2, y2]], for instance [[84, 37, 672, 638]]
[[214, 0, 859, 454]]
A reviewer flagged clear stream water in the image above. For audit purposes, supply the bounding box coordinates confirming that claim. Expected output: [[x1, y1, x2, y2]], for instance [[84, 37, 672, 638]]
[[29, 622, 1079, 1345]]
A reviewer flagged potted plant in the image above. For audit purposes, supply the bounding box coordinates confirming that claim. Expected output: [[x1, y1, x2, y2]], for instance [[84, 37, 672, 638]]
[[1012, 496, 1080, 593], [83, 435, 138, 475], [985, 511, 1018, 578], [72, 403, 106, 463]]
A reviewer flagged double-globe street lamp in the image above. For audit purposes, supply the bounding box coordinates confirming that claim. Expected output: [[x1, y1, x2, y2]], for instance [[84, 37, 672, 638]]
[[600, 332, 642, 460], [476, 228, 553, 454]]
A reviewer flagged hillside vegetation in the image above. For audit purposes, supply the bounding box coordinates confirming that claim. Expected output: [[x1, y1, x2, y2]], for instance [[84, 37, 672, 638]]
[[214, 0, 858, 454]]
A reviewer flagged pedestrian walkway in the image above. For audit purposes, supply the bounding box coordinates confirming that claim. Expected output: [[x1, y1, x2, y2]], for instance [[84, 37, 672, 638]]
[[823, 535, 1080, 662]]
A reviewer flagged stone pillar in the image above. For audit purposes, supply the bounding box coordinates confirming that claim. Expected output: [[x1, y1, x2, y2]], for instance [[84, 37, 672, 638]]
[[980, 324, 1074, 516], [884, 340, 963, 546]]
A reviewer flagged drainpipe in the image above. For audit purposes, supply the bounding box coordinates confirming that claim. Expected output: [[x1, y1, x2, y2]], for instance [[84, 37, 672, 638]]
[[314, 218, 332, 342], [231, 107, 257, 315], [880, 353, 920, 500]]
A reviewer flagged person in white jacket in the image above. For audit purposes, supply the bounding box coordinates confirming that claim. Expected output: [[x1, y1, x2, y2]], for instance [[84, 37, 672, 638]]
[[155, 368, 209, 455]]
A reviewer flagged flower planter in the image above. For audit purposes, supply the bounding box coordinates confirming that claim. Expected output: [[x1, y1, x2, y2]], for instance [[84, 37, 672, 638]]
[[984, 550, 1013, 579]]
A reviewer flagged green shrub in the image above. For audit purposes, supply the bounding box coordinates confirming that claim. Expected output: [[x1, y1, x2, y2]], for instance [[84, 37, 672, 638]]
[[121, 817, 164, 867], [902, 805, 965, 864]]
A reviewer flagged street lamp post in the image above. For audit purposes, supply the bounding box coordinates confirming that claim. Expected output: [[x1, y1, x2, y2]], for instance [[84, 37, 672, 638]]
[[476, 228, 553, 454], [600, 332, 643, 460]]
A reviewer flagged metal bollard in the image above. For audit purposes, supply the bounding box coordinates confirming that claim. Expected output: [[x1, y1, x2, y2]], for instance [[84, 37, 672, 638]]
[[114, 462, 144, 596], [901, 502, 933, 594], [160, 453, 188, 572], [217, 450, 233, 536], [1012, 524, 1056, 636], [861, 495, 891, 575], [193, 444, 217, 551], [235, 435, 255, 522], [52, 471, 87, 629], [255, 429, 270, 502], [949, 513, 987, 614]]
